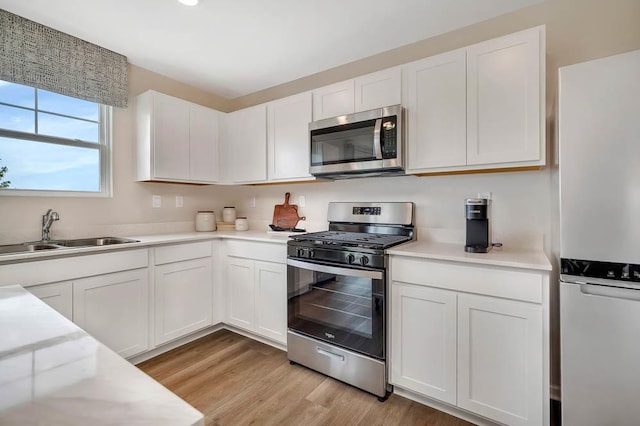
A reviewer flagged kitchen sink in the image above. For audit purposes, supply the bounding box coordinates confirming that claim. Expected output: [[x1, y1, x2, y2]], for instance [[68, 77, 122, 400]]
[[53, 237, 140, 247], [0, 243, 63, 255], [0, 237, 140, 255]]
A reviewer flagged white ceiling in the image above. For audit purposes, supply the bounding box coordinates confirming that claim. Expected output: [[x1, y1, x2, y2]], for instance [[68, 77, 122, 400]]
[[0, 0, 541, 99]]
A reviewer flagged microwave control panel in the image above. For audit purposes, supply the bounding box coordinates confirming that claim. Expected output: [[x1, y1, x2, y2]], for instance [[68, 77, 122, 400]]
[[381, 116, 398, 158]]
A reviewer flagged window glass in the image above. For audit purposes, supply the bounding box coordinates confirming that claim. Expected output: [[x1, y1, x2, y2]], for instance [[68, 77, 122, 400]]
[[0, 81, 35, 108], [0, 79, 109, 195], [0, 137, 100, 191], [0, 105, 35, 133], [38, 90, 99, 121], [38, 112, 99, 143]]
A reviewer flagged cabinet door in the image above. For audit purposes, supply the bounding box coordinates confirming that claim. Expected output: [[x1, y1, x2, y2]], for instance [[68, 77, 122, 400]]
[[268, 92, 313, 181], [466, 28, 542, 165], [73, 269, 149, 358], [225, 104, 267, 183], [354, 67, 401, 112], [457, 293, 542, 426], [153, 93, 190, 180], [226, 257, 255, 331], [27, 281, 73, 321], [405, 50, 467, 171], [312, 80, 355, 120], [391, 283, 457, 405], [189, 104, 219, 183], [154, 258, 213, 345], [254, 261, 287, 344]]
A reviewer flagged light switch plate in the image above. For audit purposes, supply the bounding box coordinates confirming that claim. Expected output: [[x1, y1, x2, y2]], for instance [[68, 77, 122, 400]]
[[298, 195, 306, 207], [250, 196, 256, 208], [152, 195, 161, 208], [175, 195, 183, 208]]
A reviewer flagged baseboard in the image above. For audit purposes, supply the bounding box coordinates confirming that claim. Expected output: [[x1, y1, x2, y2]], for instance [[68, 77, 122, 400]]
[[393, 387, 499, 426], [128, 324, 286, 365], [128, 323, 225, 365]]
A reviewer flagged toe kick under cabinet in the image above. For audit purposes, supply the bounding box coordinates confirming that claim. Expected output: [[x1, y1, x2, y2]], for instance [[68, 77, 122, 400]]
[[389, 255, 550, 426]]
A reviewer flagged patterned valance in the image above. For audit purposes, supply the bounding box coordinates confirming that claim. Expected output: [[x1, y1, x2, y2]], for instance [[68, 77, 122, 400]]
[[0, 9, 128, 108]]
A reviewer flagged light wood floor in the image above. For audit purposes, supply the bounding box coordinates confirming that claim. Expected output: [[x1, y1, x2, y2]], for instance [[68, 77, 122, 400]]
[[138, 330, 474, 426]]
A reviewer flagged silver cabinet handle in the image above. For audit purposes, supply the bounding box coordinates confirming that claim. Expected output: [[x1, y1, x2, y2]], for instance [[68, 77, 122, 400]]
[[316, 346, 345, 362]]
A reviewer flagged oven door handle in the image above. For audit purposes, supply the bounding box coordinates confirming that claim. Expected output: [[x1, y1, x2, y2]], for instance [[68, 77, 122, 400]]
[[287, 259, 383, 280], [373, 118, 383, 160]]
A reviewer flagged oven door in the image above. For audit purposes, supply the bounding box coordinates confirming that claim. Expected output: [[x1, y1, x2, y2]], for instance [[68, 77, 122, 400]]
[[287, 258, 385, 359]]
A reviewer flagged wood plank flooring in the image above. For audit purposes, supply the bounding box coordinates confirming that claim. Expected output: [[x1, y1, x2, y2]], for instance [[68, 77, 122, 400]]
[[138, 330, 473, 426]]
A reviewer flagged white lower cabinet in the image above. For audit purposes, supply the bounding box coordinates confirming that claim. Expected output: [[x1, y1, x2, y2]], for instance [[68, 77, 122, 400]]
[[73, 269, 149, 359], [254, 261, 287, 343], [391, 283, 457, 405], [457, 293, 543, 426], [390, 255, 548, 426], [225, 240, 287, 344], [27, 281, 73, 321], [154, 257, 214, 345]]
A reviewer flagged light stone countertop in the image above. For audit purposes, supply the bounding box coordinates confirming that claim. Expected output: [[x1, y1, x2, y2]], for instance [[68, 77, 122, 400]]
[[0, 230, 293, 264], [387, 240, 552, 271], [0, 285, 204, 426]]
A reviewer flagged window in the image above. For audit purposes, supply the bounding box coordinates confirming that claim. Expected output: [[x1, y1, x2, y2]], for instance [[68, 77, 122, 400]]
[[0, 80, 112, 196]]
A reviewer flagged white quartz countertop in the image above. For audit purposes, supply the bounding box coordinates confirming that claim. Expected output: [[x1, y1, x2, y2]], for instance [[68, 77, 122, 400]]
[[0, 230, 292, 264], [387, 240, 552, 271], [0, 285, 204, 426]]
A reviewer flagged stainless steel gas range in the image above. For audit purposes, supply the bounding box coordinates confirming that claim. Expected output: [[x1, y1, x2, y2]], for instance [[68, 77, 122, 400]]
[[286, 202, 414, 400]]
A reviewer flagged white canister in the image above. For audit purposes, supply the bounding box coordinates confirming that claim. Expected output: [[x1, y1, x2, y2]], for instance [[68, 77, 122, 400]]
[[195, 211, 216, 232], [222, 207, 237, 223], [235, 217, 249, 231]]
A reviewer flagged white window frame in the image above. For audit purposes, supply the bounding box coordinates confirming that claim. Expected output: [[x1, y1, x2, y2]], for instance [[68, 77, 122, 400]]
[[0, 104, 113, 198]]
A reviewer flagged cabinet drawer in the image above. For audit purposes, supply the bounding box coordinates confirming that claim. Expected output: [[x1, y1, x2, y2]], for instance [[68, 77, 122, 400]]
[[391, 257, 542, 303], [0, 249, 149, 287], [155, 241, 212, 265], [226, 240, 286, 264]]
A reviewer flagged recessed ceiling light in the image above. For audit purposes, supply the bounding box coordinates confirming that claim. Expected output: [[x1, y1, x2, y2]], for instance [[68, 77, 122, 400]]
[[178, 0, 198, 6]]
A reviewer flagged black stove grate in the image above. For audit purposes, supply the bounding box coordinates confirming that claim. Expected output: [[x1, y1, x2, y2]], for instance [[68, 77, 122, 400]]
[[290, 231, 411, 250]]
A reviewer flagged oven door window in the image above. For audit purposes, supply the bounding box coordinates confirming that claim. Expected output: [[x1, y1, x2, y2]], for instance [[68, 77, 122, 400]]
[[287, 263, 385, 359], [311, 120, 378, 166]]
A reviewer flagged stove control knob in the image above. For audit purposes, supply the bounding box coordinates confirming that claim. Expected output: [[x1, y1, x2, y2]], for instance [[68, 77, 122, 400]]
[[360, 256, 369, 266], [297, 248, 305, 257], [309, 249, 316, 259], [347, 254, 356, 264]]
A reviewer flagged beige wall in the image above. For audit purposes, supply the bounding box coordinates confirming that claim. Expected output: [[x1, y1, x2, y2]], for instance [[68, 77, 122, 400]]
[[1, 0, 639, 395]]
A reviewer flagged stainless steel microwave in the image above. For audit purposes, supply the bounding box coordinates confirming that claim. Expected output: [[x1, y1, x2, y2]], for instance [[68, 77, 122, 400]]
[[309, 105, 404, 179]]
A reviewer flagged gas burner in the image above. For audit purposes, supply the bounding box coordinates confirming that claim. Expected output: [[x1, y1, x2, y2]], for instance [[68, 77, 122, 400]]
[[291, 231, 412, 250]]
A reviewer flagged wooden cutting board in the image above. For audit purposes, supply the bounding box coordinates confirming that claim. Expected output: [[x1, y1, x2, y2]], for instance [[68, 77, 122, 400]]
[[272, 192, 305, 229]]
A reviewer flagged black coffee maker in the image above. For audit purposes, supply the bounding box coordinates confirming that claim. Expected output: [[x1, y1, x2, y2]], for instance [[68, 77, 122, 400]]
[[465, 198, 491, 253]]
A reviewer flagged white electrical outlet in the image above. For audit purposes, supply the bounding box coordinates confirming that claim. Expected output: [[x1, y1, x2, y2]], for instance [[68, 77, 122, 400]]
[[298, 195, 306, 207], [175, 195, 183, 208], [477, 192, 492, 200], [152, 195, 162, 208], [250, 196, 256, 208]]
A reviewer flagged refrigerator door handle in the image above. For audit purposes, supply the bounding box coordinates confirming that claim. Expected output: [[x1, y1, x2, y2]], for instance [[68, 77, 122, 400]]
[[579, 283, 640, 302]]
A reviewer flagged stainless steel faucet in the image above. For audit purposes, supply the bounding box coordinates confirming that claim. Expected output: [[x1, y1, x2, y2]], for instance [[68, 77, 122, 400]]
[[42, 209, 60, 241]]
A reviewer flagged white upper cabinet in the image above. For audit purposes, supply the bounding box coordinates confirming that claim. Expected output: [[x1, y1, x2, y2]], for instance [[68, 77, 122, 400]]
[[136, 90, 221, 184], [189, 103, 220, 183], [224, 104, 268, 184], [466, 27, 544, 166], [267, 92, 314, 181], [354, 67, 402, 112], [405, 50, 467, 171], [313, 67, 402, 121], [312, 80, 355, 121], [404, 25, 545, 174]]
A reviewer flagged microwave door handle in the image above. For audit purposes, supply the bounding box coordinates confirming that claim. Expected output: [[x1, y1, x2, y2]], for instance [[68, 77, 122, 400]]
[[373, 118, 383, 159]]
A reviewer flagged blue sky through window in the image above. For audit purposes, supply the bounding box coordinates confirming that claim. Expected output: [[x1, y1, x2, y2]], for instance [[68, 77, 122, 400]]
[[0, 80, 103, 192]]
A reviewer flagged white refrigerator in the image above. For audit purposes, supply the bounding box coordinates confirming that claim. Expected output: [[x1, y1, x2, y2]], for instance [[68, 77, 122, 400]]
[[559, 49, 640, 426]]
